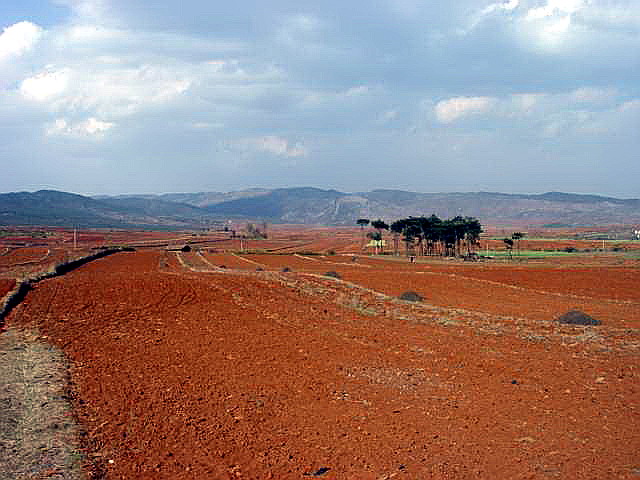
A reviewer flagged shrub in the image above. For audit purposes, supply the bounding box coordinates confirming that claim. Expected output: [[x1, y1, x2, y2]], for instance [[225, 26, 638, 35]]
[[281, 267, 292, 272], [399, 291, 423, 302], [324, 271, 341, 279], [563, 246, 577, 253]]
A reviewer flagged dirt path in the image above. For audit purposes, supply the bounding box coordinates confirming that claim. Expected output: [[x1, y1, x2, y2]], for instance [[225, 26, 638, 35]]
[[0, 328, 83, 480]]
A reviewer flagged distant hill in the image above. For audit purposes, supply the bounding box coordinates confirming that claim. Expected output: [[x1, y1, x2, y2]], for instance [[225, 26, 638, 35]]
[[1, 188, 639, 227], [0, 190, 126, 227], [100, 189, 271, 208], [0, 190, 212, 228], [204, 187, 346, 222], [201, 188, 640, 226]]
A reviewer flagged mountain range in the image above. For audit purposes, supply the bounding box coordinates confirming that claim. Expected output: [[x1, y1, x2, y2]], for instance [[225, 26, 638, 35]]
[[1, 188, 639, 228]]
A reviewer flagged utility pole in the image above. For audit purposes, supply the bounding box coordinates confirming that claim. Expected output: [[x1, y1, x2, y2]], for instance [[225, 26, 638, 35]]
[[73, 226, 77, 250]]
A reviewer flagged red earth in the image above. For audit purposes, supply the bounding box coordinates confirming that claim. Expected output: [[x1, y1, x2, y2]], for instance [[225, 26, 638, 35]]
[[0, 247, 50, 267], [4, 247, 640, 479], [0, 278, 15, 297]]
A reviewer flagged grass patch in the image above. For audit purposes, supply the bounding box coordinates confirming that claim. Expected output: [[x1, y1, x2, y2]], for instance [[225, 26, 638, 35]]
[[0, 328, 84, 479], [484, 250, 589, 258]]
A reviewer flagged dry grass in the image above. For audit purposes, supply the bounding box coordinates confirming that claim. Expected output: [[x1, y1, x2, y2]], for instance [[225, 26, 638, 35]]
[[0, 328, 83, 479]]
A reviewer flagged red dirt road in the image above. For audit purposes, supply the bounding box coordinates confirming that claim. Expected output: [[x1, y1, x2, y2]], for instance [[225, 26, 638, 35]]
[[7, 251, 640, 479]]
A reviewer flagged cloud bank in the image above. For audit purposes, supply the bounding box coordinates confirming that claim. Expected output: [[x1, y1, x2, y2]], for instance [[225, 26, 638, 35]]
[[0, 0, 638, 196]]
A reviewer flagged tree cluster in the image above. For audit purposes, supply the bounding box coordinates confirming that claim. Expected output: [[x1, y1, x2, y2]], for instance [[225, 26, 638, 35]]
[[503, 231, 525, 258], [390, 215, 482, 257], [358, 215, 483, 257], [245, 222, 268, 239]]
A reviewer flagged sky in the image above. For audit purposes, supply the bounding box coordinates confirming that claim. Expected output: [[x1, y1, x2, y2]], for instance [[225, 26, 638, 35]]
[[0, 0, 638, 197]]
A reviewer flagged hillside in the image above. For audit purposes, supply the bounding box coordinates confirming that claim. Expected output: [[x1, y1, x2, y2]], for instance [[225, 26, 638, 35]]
[[1, 188, 639, 227], [0, 190, 211, 228], [202, 188, 640, 226]]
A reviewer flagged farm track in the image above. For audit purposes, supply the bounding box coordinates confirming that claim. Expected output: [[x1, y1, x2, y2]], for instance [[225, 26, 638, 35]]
[[2, 250, 640, 479]]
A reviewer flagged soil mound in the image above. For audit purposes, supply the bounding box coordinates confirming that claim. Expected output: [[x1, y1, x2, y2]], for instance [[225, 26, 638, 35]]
[[399, 291, 423, 302], [556, 310, 601, 326]]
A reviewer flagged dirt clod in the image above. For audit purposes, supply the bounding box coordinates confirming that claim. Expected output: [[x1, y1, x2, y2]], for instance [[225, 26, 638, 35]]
[[556, 310, 601, 326], [398, 291, 423, 302]]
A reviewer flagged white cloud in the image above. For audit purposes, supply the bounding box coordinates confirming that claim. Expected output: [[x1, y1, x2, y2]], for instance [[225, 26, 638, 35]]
[[431, 88, 628, 134], [0, 21, 44, 62], [619, 99, 640, 113], [20, 65, 191, 116], [55, 0, 107, 21], [569, 87, 616, 104], [525, 0, 584, 20], [578, 3, 640, 32], [45, 117, 114, 138], [245, 136, 308, 158], [519, 0, 587, 50], [468, 0, 637, 53], [345, 85, 370, 97], [481, 0, 520, 16], [435, 96, 495, 123], [64, 24, 121, 42], [20, 68, 71, 101], [463, 0, 520, 34], [511, 93, 545, 112]]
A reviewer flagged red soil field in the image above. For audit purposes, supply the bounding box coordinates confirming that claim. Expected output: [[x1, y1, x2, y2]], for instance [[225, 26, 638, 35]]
[[0, 247, 50, 267], [6, 250, 640, 479], [338, 268, 640, 329], [425, 264, 640, 302], [238, 253, 332, 271], [204, 253, 640, 328], [0, 278, 16, 298], [203, 252, 267, 270]]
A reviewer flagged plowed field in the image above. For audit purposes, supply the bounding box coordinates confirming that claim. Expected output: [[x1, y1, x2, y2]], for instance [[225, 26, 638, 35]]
[[5, 250, 640, 479], [200, 253, 640, 329], [0, 247, 49, 267], [0, 278, 15, 297]]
